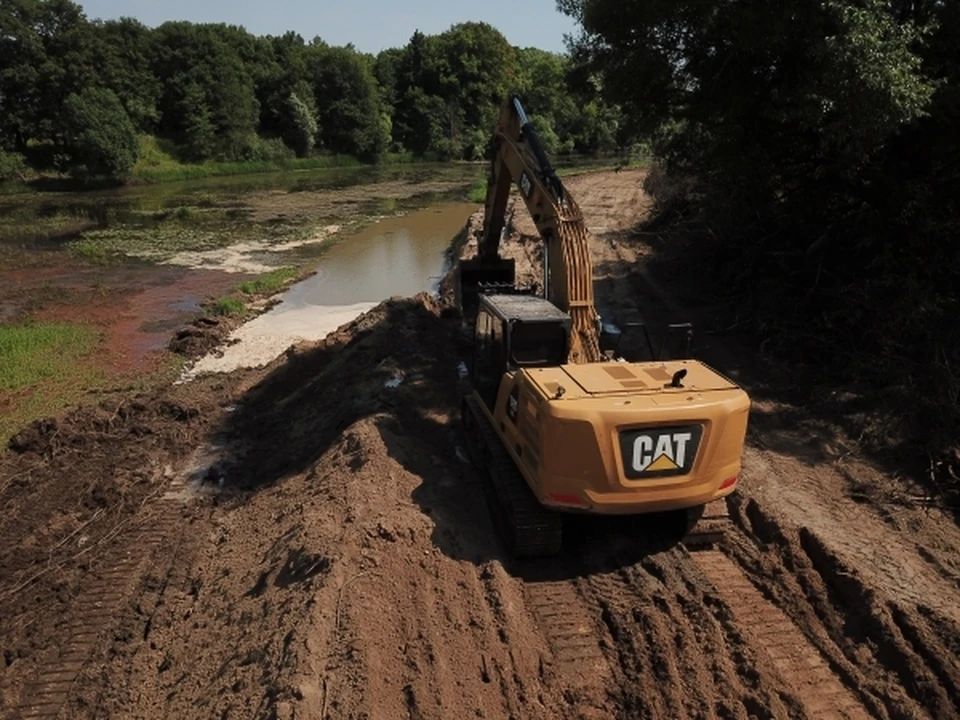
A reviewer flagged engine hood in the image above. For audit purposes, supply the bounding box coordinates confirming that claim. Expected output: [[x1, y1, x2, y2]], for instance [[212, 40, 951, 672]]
[[527, 360, 739, 400]]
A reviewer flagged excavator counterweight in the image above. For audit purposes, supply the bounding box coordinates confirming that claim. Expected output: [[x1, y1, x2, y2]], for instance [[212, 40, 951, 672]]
[[457, 96, 751, 558]]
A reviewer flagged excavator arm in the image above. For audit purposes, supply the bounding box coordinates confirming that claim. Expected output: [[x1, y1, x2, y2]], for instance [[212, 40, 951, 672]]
[[458, 96, 602, 365]]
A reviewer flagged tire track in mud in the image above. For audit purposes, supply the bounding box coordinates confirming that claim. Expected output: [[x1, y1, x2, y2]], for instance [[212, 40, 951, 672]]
[[517, 530, 813, 719], [7, 465, 199, 719], [523, 581, 608, 673], [726, 494, 960, 719], [694, 550, 870, 719], [578, 548, 804, 719]]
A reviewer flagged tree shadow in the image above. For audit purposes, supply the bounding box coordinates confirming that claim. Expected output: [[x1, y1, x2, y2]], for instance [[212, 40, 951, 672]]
[[212, 296, 457, 492], [598, 225, 960, 517]]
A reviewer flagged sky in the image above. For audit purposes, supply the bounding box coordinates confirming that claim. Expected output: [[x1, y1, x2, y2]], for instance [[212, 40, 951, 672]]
[[76, 0, 581, 54]]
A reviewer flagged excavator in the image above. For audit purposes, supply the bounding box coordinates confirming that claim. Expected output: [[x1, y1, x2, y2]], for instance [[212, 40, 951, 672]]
[[456, 96, 752, 557]]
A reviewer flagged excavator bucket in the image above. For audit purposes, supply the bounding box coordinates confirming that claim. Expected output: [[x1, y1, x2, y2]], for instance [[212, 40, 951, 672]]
[[457, 257, 516, 321]]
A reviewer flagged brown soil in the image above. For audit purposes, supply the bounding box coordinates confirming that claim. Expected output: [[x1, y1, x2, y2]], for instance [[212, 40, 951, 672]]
[[2, 170, 958, 720], [0, 259, 254, 374]]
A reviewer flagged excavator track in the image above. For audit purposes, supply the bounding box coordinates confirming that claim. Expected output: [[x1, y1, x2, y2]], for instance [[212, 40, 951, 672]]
[[681, 498, 733, 551], [462, 394, 563, 558]]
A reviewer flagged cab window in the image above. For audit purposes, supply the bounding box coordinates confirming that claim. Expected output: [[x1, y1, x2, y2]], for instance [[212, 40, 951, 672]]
[[510, 322, 567, 367]]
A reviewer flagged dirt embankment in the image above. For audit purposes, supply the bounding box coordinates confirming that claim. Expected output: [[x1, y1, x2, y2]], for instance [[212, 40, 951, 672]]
[[2, 170, 959, 720]]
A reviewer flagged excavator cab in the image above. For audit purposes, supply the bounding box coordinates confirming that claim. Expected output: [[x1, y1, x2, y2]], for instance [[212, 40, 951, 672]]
[[472, 293, 570, 411]]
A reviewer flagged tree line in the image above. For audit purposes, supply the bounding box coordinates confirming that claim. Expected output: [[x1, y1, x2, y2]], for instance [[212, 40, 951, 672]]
[[0, 0, 629, 180], [559, 0, 959, 466]]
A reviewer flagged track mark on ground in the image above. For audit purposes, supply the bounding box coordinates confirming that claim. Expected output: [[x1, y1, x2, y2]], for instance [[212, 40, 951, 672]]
[[695, 550, 870, 719], [9, 473, 193, 719], [524, 580, 609, 679]]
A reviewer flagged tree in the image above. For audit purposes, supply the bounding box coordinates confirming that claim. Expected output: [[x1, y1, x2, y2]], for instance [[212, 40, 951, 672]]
[[558, 0, 960, 458], [391, 23, 521, 159], [91, 17, 160, 132], [151, 22, 260, 161], [557, 0, 936, 225], [306, 45, 391, 160], [286, 88, 318, 157], [61, 86, 139, 176], [0, 0, 97, 156]]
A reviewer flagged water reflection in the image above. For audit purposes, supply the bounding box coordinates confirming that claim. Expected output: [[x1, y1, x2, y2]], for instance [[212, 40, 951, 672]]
[[279, 202, 476, 308]]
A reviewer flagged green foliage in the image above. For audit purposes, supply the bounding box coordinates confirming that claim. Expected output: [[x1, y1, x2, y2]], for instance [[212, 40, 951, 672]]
[[212, 296, 246, 316], [1, 2, 630, 176], [0, 0, 97, 157], [286, 90, 318, 157], [0, 149, 27, 181], [560, 0, 960, 458], [61, 87, 140, 176], [239, 267, 299, 295], [0, 322, 98, 391], [307, 45, 392, 160], [467, 178, 488, 203], [151, 21, 261, 162], [388, 23, 525, 159], [92, 17, 161, 131]]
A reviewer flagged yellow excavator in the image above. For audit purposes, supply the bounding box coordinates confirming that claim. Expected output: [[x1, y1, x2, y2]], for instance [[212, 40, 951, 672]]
[[456, 96, 751, 557]]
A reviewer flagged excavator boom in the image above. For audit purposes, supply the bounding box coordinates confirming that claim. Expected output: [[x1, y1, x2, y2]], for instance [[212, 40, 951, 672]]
[[459, 96, 601, 365]]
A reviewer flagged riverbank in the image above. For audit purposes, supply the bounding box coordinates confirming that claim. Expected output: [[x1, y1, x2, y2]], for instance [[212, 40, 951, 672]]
[[0, 139, 637, 197], [0, 165, 482, 448], [0, 135, 448, 196]]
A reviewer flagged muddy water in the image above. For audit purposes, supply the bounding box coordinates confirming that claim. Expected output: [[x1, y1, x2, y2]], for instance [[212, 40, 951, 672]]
[[183, 202, 477, 377], [282, 202, 475, 307]]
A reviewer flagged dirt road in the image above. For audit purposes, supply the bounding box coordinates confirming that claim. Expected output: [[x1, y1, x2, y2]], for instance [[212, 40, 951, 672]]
[[2, 170, 959, 719]]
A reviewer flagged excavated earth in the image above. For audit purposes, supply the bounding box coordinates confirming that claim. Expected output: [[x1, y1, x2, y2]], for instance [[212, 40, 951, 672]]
[[2, 170, 960, 719]]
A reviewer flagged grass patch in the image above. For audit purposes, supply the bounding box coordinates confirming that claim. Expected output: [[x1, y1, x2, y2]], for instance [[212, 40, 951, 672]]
[[0, 324, 186, 451], [129, 136, 434, 184], [239, 267, 299, 295], [211, 296, 246, 316], [0, 323, 100, 391], [467, 178, 488, 203]]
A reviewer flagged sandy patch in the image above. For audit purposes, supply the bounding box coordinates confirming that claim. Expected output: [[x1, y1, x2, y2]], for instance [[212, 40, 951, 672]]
[[179, 300, 378, 379], [158, 225, 341, 273]]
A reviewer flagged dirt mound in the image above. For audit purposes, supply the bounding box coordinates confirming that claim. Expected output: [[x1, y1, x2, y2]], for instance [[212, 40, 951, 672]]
[[0, 380, 237, 688], [218, 292, 459, 490], [54, 291, 511, 718], [168, 315, 239, 358]]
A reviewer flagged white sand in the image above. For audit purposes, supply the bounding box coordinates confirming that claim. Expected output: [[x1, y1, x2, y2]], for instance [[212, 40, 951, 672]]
[[180, 300, 377, 381], [159, 225, 342, 274]]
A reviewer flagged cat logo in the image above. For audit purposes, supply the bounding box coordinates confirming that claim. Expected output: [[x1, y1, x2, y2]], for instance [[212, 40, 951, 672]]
[[620, 425, 703, 479]]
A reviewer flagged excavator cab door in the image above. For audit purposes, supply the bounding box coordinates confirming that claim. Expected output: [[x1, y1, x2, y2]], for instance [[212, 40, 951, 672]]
[[472, 308, 506, 411]]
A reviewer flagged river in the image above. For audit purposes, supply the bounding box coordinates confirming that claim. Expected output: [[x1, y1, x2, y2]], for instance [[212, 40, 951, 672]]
[[181, 200, 477, 377]]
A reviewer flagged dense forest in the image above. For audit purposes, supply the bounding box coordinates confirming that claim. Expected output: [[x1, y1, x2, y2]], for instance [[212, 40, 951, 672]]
[[560, 0, 959, 466], [0, 0, 629, 181]]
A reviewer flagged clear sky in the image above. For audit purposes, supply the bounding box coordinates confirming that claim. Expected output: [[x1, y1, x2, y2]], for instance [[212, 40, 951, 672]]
[[76, 0, 580, 54]]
